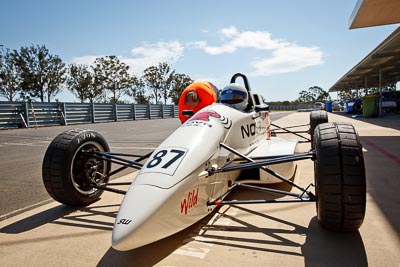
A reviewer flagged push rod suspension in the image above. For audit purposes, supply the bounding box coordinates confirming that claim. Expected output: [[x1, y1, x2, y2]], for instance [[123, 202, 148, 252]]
[[271, 123, 311, 142], [219, 142, 314, 194], [221, 153, 314, 172], [235, 183, 304, 198], [92, 151, 146, 168], [106, 151, 152, 177], [209, 198, 315, 206], [92, 183, 127, 195], [207, 183, 316, 207]]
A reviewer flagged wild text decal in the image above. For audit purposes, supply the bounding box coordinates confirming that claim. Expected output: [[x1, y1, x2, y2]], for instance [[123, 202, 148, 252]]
[[180, 188, 199, 215]]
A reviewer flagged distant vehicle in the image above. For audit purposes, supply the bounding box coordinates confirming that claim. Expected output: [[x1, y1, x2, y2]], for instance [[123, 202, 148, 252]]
[[314, 102, 325, 110], [346, 99, 363, 114], [332, 101, 345, 112], [382, 91, 400, 112]]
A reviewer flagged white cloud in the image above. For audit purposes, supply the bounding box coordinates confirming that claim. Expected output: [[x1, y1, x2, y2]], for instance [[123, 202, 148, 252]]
[[252, 45, 324, 76], [124, 41, 184, 74], [70, 55, 102, 66], [70, 27, 323, 78], [191, 26, 324, 76], [71, 41, 184, 75], [190, 26, 285, 55]]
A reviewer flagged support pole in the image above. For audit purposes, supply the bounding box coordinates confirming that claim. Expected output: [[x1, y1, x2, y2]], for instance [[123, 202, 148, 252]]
[[379, 68, 383, 116]]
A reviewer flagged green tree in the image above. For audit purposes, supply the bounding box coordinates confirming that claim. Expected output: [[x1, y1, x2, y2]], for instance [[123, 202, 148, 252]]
[[13, 44, 66, 102], [297, 90, 313, 102], [0, 46, 22, 101], [298, 86, 330, 102], [143, 62, 175, 104], [126, 77, 151, 104], [310, 86, 330, 101], [92, 55, 134, 103], [169, 73, 193, 104], [66, 63, 102, 103], [338, 90, 361, 101]]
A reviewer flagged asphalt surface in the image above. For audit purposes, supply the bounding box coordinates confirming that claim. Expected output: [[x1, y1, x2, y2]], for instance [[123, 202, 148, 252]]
[[1, 111, 399, 266]]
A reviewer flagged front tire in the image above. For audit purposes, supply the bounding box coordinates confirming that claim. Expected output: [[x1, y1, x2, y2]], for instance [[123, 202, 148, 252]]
[[309, 110, 328, 149], [42, 129, 111, 206], [314, 122, 366, 231]]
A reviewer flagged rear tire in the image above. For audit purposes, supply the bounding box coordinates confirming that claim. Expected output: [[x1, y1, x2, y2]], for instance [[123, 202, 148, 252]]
[[310, 110, 328, 148], [313, 122, 366, 231], [42, 129, 111, 206], [353, 102, 363, 113]]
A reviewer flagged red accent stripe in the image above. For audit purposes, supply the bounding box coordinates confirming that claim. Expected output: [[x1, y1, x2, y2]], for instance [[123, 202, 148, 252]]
[[363, 139, 400, 165]]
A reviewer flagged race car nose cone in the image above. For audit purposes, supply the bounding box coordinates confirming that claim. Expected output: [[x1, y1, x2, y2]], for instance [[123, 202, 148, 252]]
[[112, 184, 175, 251]]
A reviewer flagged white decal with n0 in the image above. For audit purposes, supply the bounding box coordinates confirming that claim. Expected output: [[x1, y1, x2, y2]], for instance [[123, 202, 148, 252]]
[[142, 147, 188, 176]]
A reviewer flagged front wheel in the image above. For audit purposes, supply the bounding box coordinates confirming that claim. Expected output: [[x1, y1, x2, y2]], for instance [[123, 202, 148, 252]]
[[42, 129, 111, 206], [314, 122, 366, 231], [309, 110, 328, 149]]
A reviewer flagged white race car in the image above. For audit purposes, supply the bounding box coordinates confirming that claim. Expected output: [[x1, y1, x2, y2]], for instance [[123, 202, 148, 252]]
[[42, 73, 366, 251]]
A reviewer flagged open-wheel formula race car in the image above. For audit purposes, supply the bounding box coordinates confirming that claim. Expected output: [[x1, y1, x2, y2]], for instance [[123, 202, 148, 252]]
[[42, 73, 366, 251]]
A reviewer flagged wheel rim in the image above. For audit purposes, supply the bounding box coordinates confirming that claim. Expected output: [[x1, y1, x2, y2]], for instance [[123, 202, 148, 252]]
[[70, 141, 108, 195]]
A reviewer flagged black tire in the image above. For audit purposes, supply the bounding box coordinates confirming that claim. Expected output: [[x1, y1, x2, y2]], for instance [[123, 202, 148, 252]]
[[353, 102, 363, 113], [42, 129, 111, 206], [309, 110, 328, 148], [313, 122, 366, 231]]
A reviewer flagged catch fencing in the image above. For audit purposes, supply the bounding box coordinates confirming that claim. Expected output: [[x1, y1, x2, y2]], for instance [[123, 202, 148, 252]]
[[0, 101, 178, 129], [0, 101, 303, 129]]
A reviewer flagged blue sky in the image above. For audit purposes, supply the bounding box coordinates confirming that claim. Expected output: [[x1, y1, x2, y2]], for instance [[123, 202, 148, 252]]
[[1, 0, 398, 102]]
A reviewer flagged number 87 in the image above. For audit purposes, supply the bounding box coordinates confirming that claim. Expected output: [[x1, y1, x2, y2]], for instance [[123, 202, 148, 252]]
[[146, 149, 185, 169]]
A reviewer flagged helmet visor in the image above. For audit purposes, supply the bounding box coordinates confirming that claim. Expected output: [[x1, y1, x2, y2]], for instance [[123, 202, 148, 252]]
[[220, 89, 247, 104]]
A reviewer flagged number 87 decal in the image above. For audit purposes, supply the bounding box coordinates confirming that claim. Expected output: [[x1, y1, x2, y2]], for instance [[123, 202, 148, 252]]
[[142, 147, 188, 176]]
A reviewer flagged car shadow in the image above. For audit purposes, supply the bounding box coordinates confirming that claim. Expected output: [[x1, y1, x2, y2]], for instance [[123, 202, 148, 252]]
[[302, 217, 367, 267], [0, 202, 118, 234], [197, 205, 306, 256], [1, 184, 368, 266], [97, 203, 367, 266], [359, 136, 400, 235], [0, 205, 77, 234], [228, 206, 367, 266]]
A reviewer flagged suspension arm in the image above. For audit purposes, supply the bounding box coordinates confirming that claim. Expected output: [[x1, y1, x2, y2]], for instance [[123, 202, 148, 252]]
[[218, 142, 315, 193], [271, 123, 311, 142], [220, 152, 314, 172]]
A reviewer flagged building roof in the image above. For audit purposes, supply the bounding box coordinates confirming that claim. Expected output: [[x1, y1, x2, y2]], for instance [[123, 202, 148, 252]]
[[349, 0, 400, 29], [330, 26, 400, 92]]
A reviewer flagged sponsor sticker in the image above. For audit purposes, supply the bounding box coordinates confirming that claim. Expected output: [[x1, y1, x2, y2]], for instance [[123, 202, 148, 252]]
[[141, 147, 188, 176], [180, 188, 199, 215]]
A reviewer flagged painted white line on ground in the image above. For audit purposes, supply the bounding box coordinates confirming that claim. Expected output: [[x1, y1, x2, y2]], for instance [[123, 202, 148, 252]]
[[173, 247, 211, 259]]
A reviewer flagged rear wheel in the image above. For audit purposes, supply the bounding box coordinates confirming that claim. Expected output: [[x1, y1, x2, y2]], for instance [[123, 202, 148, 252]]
[[42, 129, 111, 206], [313, 122, 366, 231], [353, 102, 363, 113], [309, 110, 328, 148]]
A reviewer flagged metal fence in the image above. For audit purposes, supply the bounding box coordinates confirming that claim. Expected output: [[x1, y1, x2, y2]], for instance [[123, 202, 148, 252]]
[[0, 101, 304, 129], [0, 101, 178, 129]]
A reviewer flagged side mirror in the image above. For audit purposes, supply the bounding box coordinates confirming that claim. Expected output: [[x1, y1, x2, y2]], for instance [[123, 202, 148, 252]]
[[254, 105, 270, 112], [182, 110, 194, 117]]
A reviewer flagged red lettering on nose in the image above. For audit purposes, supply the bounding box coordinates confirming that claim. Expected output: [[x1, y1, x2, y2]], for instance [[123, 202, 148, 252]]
[[180, 188, 199, 215], [180, 198, 188, 214]]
